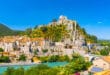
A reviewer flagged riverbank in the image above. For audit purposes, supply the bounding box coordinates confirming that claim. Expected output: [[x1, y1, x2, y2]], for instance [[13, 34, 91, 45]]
[[0, 62, 40, 67], [0, 62, 68, 74]]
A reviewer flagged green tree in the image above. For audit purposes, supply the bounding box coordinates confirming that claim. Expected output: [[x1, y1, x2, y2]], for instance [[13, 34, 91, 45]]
[[19, 54, 27, 61], [25, 28, 32, 37], [86, 34, 97, 43], [24, 64, 59, 75], [100, 49, 109, 56], [57, 55, 70, 62], [14, 67, 24, 75], [65, 56, 91, 74], [0, 56, 10, 63], [33, 49, 39, 56], [39, 56, 48, 62], [64, 55, 70, 62], [0, 48, 4, 52], [29, 24, 69, 42], [98, 40, 110, 46], [42, 49, 48, 53], [72, 53, 81, 61], [48, 55, 59, 62], [4, 67, 15, 75], [31, 28, 44, 38]]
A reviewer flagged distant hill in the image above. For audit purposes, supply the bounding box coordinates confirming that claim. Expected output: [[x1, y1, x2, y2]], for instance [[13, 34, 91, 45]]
[[0, 23, 23, 36], [98, 39, 110, 46]]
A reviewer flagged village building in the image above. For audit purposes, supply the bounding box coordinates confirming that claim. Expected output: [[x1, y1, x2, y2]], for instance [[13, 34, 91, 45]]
[[92, 56, 110, 70], [0, 15, 102, 63]]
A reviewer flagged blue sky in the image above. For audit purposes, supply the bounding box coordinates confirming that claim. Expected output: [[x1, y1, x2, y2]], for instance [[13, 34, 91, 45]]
[[0, 0, 110, 39]]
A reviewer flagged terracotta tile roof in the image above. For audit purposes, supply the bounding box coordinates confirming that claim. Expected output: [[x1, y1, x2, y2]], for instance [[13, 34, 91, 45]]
[[0, 36, 18, 42], [3, 38, 16, 43], [94, 70, 110, 75], [19, 37, 30, 43], [30, 38, 44, 42], [0, 38, 3, 42], [102, 56, 110, 63], [0, 36, 44, 43], [103, 70, 110, 75]]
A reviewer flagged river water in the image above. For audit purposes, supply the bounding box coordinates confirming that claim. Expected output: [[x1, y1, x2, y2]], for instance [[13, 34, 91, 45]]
[[0, 62, 68, 74]]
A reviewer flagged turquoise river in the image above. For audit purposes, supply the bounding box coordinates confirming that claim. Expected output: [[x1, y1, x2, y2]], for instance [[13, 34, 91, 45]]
[[0, 62, 68, 74]]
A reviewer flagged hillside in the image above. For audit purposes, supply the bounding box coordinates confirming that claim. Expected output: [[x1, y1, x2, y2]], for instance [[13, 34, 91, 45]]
[[0, 23, 22, 36], [31, 15, 97, 44], [0, 16, 97, 44]]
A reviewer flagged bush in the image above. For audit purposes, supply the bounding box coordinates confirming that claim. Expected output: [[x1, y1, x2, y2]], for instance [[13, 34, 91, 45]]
[[42, 49, 48, 53], [0, 48, 4, 52], [58, 55, 70, 62], [19, 54, 27, 61], [65, 56, 92, 74], [39, 55, 70, 62], [4, 64, 59, 75], [48, 55, 59, 62], [0, 56, 10, 63], [100, 49, 109, 56]]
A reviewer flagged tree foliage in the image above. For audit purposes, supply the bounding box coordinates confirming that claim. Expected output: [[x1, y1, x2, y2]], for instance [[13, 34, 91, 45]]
[[100, 49, 109, 56], [26, 25, 69, 42], [39, 55, 70, 62], [0, 56, 10, 63], [3, 64, 59, 75], [98, 40, 110, 46], [19, 54, 27, 61], [42, 49, 48, 53], [65, 55, 92, 74], [3, 55, 91, 75], [0, 48, 4, 52]]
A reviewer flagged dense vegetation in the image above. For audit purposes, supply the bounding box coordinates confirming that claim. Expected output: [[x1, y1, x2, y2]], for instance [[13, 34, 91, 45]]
[[3, 55, 91, 75], [3, 64, 59, 75], [0, 56, 10, 63], [24, 24, 97, 44], [100, 48, 110, 56], [0, 48, 10, 63], [25, 25, 69, 42], [0, 48, 4, 52], [75, 24, 97, 43], [19, 54, 27, 61], [98, 40, 110, 46], [38, 55, 70, 62], [65, 54, 92, 74]]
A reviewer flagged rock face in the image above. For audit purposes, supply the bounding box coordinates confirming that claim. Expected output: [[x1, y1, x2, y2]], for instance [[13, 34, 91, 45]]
[[58, 15, 85, 45], [39, 15, 88, 56], [46, 15, 88, 56]]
